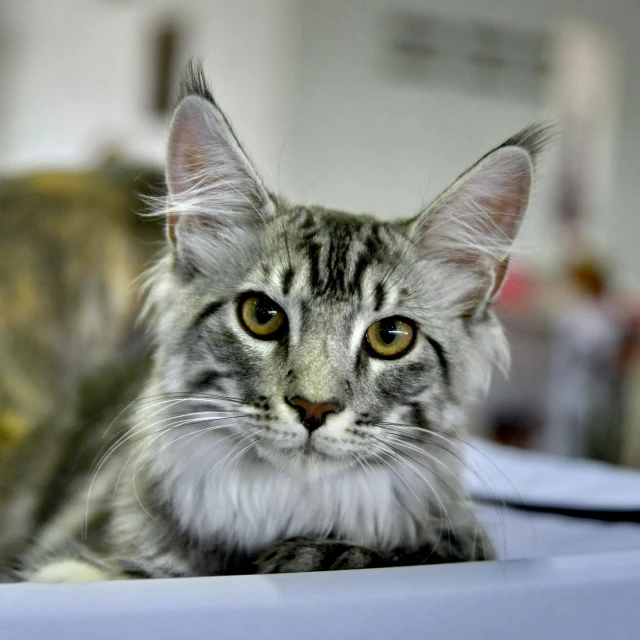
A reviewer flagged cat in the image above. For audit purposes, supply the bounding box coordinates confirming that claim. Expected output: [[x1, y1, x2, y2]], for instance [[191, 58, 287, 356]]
[[17, 62, 548, 581], [0, 162, 164, 577]]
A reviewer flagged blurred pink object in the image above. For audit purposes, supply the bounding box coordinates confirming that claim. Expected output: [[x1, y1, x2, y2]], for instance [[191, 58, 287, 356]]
[[496, 265, 540, 313]]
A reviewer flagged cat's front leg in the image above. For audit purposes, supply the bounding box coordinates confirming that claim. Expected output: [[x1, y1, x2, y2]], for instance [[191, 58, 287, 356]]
[[255, 537, 382, 574], [255, 526, 494, 574], [23, 550, 126, 583], [22, 544, 193, 582]]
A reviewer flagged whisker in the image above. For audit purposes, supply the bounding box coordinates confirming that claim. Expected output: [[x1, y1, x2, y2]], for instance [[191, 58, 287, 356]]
[[100, 392, 250, 441], [375, 439, 455, 557], [381, 425, 506, 509], [85, 413, 247, 535], [378, 423, 519, 557], [367, 446, 421, 504], [385, 423, 527, 507], [93, 410, 246, 484], [162, 428, 243, 495], [204, 433, 258, 482], [129, 418, 247, 486]]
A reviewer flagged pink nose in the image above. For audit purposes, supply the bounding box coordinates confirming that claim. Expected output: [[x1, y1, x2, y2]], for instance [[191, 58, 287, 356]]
[[286, 397, 343, 433]]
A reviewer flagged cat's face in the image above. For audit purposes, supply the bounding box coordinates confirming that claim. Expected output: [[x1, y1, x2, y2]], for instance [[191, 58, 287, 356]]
[[146, 65, 543, 480], [165, 205, 468, 477]]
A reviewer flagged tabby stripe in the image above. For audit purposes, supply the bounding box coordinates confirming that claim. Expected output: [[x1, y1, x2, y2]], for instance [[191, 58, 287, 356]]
[[410, 402, 431, 431], [426, 337, 450, 386], [307, 242, 321, 291], [190, 370, 227, 391], [300, 210, 315, 229], [281, 266, 295, 296], [324, 235, 348, 295], [350, 232, 381, 295], [121, 561, 186, 579], [350, 256, 368, 294], [193, 301, 224, 328], [374, 281, 386, 311]]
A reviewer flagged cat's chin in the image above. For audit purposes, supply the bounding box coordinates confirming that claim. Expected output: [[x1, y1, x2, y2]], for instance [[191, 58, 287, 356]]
[[253, 441, 357, 480]]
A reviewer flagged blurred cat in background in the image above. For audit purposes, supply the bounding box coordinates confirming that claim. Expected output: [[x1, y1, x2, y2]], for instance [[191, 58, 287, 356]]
[[0, 164, 164, 572]]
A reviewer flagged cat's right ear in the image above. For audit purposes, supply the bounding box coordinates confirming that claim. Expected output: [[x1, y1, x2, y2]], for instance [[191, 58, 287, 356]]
[[165, 73, 271, 266], [407, 124, 551, 318]]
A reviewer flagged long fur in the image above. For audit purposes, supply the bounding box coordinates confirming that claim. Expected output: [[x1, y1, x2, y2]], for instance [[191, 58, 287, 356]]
[[20, 63, 548, 581]]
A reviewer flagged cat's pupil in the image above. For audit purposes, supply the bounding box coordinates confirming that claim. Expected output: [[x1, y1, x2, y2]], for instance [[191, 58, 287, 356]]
[[255, 300, 276, 325], [379, 319, 398, 345]]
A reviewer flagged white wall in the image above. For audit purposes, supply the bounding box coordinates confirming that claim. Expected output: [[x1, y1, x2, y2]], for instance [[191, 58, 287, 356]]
[[283, 0, 640, 281], [1, 0, 639, 281], [0, 0, 295, 177]]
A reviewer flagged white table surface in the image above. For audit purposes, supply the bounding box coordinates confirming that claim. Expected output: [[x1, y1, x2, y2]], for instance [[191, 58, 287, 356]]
[[3, 440, 640, 639]]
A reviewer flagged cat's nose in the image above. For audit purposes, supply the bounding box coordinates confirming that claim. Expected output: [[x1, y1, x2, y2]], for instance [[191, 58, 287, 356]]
[[285, 397, 343, 433]]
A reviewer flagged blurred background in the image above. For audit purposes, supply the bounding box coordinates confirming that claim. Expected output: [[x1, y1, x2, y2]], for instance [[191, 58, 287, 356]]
[[1, 0, 639, 469]]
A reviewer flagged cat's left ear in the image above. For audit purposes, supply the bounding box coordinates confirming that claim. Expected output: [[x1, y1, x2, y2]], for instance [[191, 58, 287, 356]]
[[165, 64, 271, 265], [409, 125, 549, 315]]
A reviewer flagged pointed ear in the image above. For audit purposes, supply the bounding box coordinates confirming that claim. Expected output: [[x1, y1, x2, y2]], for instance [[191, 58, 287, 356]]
[[408, 129, 546, 315], [165, 74, 271, 268]]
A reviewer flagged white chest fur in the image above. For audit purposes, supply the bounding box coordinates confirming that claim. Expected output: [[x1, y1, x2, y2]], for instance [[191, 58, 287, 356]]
[[150, 433, 444, 553]]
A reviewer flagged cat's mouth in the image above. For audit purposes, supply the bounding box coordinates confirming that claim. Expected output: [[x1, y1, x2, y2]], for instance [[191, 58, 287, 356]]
[[269, 436, 338, 459], [300, 437, 345, 462], [253, 429, 356, 469]]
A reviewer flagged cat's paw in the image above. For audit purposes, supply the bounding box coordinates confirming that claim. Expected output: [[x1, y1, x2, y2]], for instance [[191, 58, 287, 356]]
[[27, 559, 112, 583], [415, 524, 495, 564], [255, 537, 376, 574]]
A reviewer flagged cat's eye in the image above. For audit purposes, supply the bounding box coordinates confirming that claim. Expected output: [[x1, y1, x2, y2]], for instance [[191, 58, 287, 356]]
[[365, 316, 416, 359], [238, 293, 287, 340]]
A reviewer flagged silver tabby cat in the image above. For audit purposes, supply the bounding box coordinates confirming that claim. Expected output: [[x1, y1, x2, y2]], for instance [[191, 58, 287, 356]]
[[26, 63, 547, 581]]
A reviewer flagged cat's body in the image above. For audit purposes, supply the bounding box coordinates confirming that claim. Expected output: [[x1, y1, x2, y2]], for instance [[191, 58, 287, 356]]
[[0, 166, 164, 576], [6, 64, 548, 581]]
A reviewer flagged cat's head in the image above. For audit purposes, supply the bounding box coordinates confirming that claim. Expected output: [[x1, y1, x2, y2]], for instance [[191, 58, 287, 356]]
[[145, 63, 547, 480]]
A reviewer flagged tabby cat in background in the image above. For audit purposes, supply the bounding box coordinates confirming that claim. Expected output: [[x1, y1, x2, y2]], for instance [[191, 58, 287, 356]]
[[0, 164, 164, 575], [5, 62, 548, 581]]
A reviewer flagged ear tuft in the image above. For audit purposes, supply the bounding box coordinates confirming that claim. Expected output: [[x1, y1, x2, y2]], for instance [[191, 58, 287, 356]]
[[408, 124, 550, 314], [493, 122, 555, 169], [177, 59, 215, 106]]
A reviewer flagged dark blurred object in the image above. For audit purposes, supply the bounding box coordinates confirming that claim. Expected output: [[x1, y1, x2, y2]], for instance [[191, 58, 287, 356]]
[[493, 410, 537, 450], [570, 258, 608, 299], [480, 256, 635, 467], [541, 254, 621, 460], [0, 162, 164, 566], [620, 310, 640, 467], [151, 20, 182, 115]]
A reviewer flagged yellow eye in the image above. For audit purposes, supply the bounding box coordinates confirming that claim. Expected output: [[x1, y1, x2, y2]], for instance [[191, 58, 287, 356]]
[[365, 317, 416, 359], [239, 294, 287, 339]]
